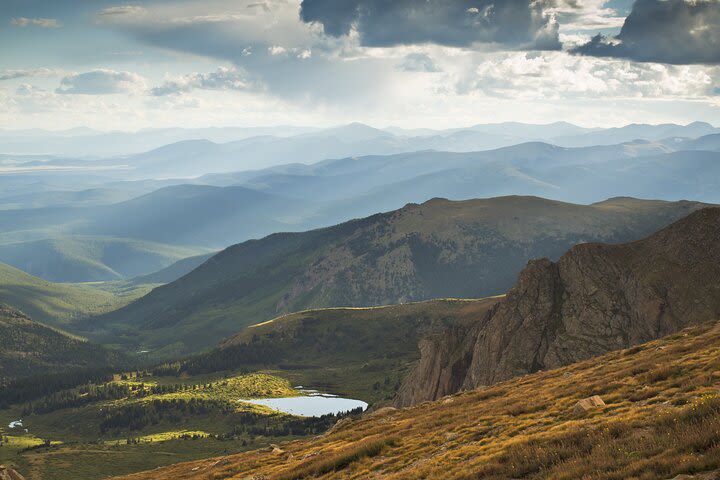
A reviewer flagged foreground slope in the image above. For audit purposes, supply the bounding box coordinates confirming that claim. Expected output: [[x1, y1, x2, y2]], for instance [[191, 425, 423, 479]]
[[397, 207, 720, 406], [116, 319, 720, 480], [0, 305, 120, 381], [91, 196, 706, 357]]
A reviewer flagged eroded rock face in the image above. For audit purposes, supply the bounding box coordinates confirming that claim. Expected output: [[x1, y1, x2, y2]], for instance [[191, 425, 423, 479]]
[[394, 322, 480, 407], [0, 466, 25, 480], [396, 208, 720, 407]]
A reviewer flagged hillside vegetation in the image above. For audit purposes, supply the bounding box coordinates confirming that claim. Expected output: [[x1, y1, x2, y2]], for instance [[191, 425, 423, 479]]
[[0, 305, 121, 381], [0, 262, 146, 327], [116, 319, 720, 480], [158, 298, 501, 403], [90, 196, 707, 358], [0, 372, 359, 480]]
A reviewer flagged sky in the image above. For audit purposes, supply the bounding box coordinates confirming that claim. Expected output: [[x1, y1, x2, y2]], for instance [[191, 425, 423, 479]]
[[1, 0, 719, 131]]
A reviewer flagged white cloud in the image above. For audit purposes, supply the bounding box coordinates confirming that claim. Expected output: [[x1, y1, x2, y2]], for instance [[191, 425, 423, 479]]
[[546, 0, 626, 32], [97, 6, 148, 18], [269, 46, 287, 56], [0, 68, 66, 81], [56, 69, 147, 95], [150, 67, 255, 96], [456, 51, 718, 100], [11, 17, 62, 28]]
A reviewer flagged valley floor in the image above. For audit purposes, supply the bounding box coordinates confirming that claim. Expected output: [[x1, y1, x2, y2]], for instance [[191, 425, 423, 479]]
[[114, 320, 720, 480]]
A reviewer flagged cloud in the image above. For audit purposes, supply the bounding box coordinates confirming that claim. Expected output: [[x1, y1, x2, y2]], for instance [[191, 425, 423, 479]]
[[0, 68, 65, 81], [571, 0, 720, 64], [543, 0, 628, 31], [56, 69, 146, 95], [97, 5, 148, 17], [456, 51, 717, 100], [399, 53, 441, 72], [11, 17, 62, 28], [150, 67, 255, 96], [299, 0, 561, 50]]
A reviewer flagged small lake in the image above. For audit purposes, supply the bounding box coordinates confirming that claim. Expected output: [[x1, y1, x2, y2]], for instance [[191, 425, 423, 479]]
[[240, 390, 368, 417]]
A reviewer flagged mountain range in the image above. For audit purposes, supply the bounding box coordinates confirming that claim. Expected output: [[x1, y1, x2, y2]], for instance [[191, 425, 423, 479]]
[[86, 196, 707, 358], [3, 134, 720, 283]]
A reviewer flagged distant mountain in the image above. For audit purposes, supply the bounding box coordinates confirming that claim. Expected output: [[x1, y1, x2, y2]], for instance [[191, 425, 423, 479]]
[[0, 236, 206, 282], [79, 184, 314, 247], [465, 121, 597, 138], [0, 187, 144, 210], [0, 125, 317, 157], [227, 140, 672, 202], [666, 133, 720, 152], [554, 121, 719, 147], [0, 305, 121, 381], [1, 141, 718, 274], [396, 207, 720, 406], [2, 122, 716, 177], [88, 196, 707, 358]]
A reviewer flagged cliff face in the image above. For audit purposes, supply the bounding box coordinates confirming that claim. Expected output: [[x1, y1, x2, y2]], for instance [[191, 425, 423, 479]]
[[396, 208, 720, 407]]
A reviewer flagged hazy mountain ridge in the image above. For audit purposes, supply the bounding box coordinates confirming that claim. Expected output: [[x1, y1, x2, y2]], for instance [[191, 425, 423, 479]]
[[87, 196, 708, 358], [2, 131, 719, 285], [0, 236, 206, 282]]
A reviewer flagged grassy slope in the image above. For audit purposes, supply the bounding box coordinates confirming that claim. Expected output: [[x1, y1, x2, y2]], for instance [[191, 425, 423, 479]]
[[173, 297, 502, 403], [91, 196, 708, 358], [0, 236, 209, 283], [0, 261, 147, 327], [117, 319, 720, 480], [0, 305, 122, 381]]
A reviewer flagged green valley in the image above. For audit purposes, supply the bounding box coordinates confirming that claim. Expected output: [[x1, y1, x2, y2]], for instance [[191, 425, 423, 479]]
[[0, 262, 149, 328]]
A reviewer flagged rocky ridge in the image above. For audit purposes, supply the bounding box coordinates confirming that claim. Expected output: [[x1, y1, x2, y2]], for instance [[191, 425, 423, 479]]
[[396, 207, 720, 406]]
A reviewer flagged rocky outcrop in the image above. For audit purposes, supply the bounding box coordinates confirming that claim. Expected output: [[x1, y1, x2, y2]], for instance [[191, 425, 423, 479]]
[[396, 208, 720, 407], [0, 466, 25, 480], [394, 322, 479, 407]]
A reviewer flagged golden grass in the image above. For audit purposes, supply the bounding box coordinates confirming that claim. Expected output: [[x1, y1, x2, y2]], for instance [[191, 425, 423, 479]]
[[114, 320, 720, 480]]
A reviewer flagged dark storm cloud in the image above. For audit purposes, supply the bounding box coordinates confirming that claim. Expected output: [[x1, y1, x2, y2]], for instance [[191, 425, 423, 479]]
[[299, 0, 561, 50], [571, 0, 720, 64]]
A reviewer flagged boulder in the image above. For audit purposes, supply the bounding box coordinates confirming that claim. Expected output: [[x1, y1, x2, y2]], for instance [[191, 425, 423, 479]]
[[269, 444, 285, 455], [573, 395, 606, 414]]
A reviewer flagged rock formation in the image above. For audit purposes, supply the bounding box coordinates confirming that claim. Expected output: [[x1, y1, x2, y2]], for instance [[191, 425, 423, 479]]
[[0, 466, 25, 480], [396, 208, 720, 407]]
